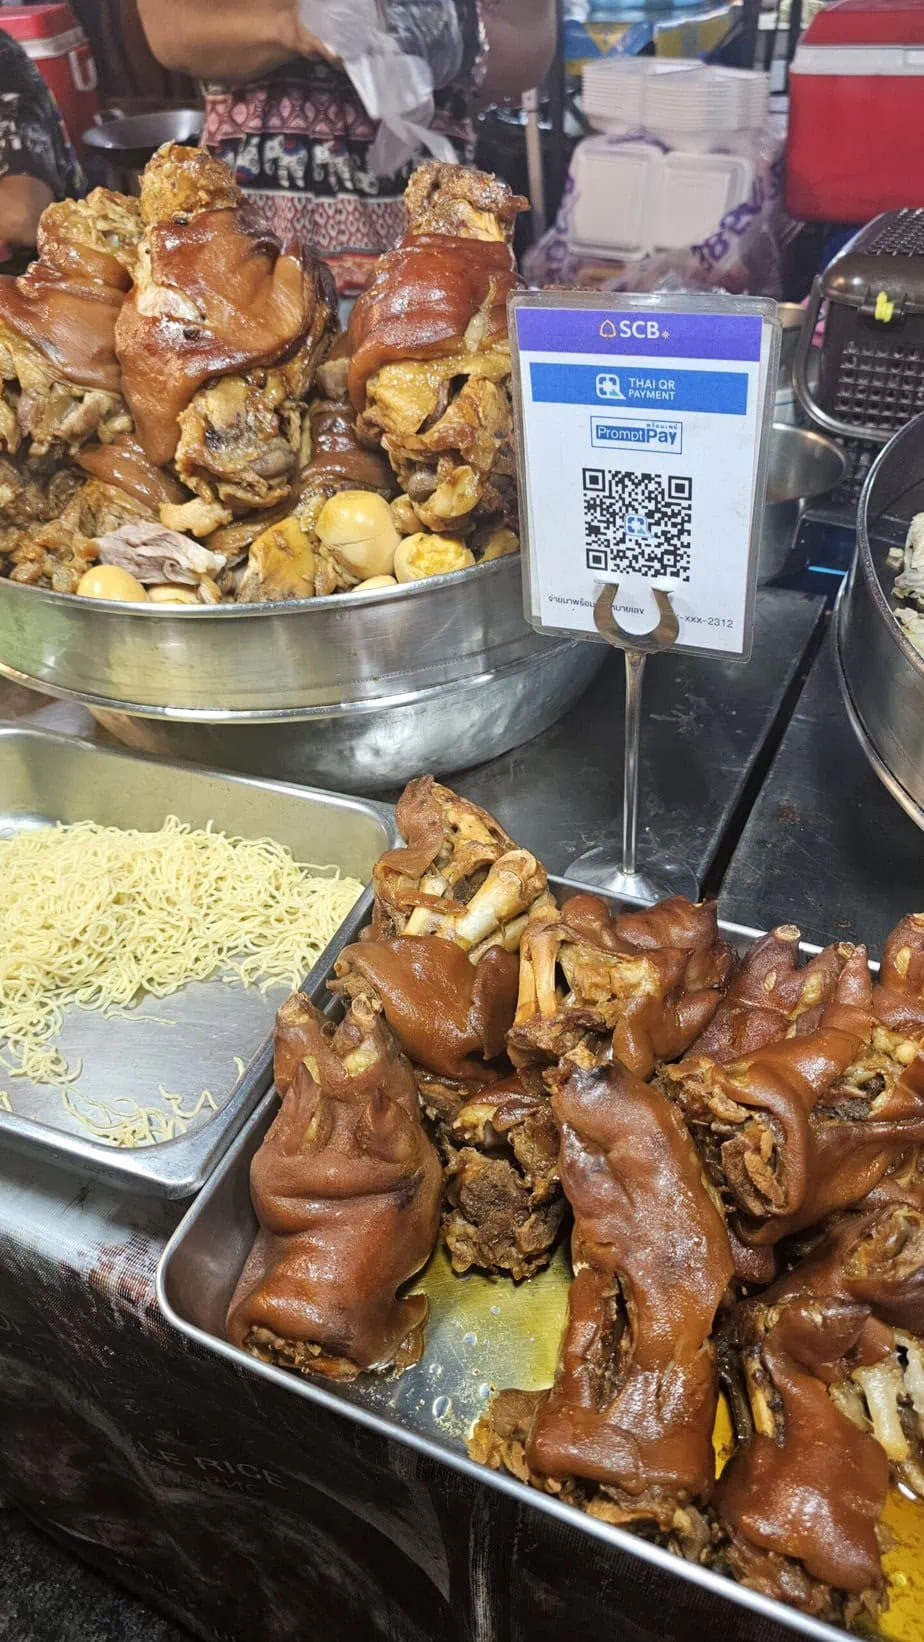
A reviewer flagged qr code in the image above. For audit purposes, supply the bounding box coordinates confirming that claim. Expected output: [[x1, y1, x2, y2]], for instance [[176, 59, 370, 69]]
[[583, 468, 692, 581]]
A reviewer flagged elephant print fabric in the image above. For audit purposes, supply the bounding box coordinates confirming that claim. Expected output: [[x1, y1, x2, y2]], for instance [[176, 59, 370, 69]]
[[202, 2, 481, 299]]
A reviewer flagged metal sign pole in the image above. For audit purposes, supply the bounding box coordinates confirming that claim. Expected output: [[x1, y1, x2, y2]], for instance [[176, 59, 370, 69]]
[[567, 585, 698, 902], [622, 648, 646, 879]]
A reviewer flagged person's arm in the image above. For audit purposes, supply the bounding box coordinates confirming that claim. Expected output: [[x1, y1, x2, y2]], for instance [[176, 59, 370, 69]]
[[480, 0, 556, 98], [136, 0, 327, 82], [0, 174, 53, 248], [0, 33, 83, 242]]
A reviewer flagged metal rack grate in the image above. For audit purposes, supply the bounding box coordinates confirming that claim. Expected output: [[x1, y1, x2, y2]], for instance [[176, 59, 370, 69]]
[[833, 341, 924, 428], [862, 210, 924, 257]]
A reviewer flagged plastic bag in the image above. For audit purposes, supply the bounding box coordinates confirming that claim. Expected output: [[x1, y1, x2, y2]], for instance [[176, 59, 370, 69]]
[[524, 132, 786, 299], [297, 0, 459, 175]]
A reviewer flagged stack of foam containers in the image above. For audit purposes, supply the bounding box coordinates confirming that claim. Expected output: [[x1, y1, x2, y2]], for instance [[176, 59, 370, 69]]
[[572, 60, 770, 259]]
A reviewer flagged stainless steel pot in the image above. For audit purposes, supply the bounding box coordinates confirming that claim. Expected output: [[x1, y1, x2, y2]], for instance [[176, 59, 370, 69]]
[[836, 410, 924, 828], [774, 303, 809, 428], [759, 423, 845, 583], [0, 556, 604, 791]]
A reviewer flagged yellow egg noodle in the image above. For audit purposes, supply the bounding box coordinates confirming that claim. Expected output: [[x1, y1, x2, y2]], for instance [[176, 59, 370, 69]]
[[58, 1085, 220, 1148], [0, 817, 363, 1145]]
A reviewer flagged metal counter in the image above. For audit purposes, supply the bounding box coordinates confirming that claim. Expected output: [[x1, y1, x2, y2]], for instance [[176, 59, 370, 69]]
[[720, 623, 924, 953], [0, 586, 829, 1642]]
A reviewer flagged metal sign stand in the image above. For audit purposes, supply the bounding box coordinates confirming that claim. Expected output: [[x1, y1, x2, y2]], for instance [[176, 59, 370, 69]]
[[566, 583, 699, 903], [508, 289, 781, 909]]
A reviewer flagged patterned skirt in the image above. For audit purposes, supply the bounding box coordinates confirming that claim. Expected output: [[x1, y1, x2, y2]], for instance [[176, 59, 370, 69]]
[[202, 61, 475, 297]]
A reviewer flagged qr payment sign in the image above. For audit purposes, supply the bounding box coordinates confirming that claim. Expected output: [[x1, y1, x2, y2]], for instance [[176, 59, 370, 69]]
[[511, 292, 775, 659]]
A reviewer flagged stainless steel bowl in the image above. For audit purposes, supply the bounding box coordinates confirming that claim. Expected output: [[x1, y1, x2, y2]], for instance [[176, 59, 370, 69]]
[[83, 109, 204, 172], [759, 423, 845, 583], [836, 411, 924, 829], [0, 556, 543, 713], [0, 557, 604, 791], [91, 640, 604, 793]]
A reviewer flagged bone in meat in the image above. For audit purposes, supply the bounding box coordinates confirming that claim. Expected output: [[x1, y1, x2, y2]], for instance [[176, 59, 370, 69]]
[[116, 144, 336, 518], [332, 777, 555, 1279], [690, 927, 855, 1063], [0, 189, 140, 457], [369, 775, 520, 941], [760, 1167, 924, 1499], [470, 1063, 734, 1545], [331, 937, 519, 1082], [715, 1292, 889, 1623], [662, 948, 875, 1239], [422, 1069, 566, 1281], [509, 892, 732, 1088], [346, 163, 526, 535], [226, 993, 441, 1379]]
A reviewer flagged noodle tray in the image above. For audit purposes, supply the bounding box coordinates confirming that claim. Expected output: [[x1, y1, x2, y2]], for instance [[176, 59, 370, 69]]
[[158, 879, 924, 1642], [0, 724, 394, 1195]]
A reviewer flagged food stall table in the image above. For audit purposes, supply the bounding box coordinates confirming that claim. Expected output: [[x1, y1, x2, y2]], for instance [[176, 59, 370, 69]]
[[0, 587, 827, 1642], [719, 623, 924, 951]]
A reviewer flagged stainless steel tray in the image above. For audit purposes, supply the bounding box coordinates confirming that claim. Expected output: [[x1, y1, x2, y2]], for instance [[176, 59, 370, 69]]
[[0, 724, 395, 1196], [158, 882, 862, 1642]]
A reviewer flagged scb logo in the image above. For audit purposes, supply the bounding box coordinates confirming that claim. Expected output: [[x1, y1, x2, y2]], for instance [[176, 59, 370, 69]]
[[600, 319, 663, 341]]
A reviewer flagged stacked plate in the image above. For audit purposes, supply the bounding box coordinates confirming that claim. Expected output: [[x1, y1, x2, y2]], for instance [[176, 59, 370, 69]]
[[582, 59, 770, 152], [582, 58, 696, 136], [647, 65, 769, 151]]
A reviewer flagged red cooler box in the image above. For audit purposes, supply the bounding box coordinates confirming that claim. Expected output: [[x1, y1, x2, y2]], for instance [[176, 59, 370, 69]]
[[788, 0, 924, 222], [0, 4, 99, 152]]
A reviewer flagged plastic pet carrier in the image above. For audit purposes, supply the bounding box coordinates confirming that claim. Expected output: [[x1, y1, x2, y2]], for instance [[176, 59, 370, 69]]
[[794, 209, 924, 506]]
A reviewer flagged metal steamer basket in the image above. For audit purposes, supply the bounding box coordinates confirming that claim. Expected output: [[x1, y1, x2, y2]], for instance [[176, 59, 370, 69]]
[[0, 558, 604, 793], [158, 881, 889, 1642], [836, 410, 924, 829]]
